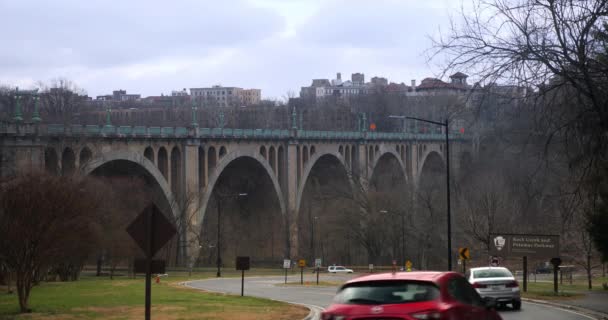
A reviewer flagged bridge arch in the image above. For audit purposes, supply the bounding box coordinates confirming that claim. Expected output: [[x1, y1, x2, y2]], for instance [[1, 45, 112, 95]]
[[170, 146, 182, 195], [79, 146, 92, 168], [44, 147, 58, 174], [370, 149, 408, 186], [417, 150, 446, 186], [158, 147, 168, 179], [295, 151, 352, 217], [61, 147, 76, 176], [144, 146, 154, 164], [198, 151, 286, 225], [80, 150, 177, 219]]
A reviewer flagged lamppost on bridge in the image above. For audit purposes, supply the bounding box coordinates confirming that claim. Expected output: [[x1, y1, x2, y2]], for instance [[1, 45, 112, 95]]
[[215, 192, 248, 277], [389, 115, 453, 271]]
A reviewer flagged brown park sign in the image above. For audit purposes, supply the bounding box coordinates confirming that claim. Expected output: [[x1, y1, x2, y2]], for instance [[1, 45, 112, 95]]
[[489, 233, 559, 258]]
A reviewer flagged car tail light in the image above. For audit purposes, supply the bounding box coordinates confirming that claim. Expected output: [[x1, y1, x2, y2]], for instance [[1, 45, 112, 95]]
[[506, 280, 519, 288], [472, 282, 487, 288], [411, 310, 443, 319]]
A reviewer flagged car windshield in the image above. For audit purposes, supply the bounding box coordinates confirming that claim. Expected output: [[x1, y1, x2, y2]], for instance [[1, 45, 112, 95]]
[[473, 269, 512, 278], [334, 280, 439, 305]]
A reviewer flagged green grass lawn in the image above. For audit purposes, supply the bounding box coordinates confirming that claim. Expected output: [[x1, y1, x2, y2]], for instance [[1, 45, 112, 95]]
[[521, 276, 608, 301], [0, 269, 307, 320]]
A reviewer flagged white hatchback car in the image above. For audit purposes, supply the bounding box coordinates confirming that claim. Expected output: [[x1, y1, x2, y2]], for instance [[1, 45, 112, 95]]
[[466, 267, 521, 310], [327, 265, 353, 273]]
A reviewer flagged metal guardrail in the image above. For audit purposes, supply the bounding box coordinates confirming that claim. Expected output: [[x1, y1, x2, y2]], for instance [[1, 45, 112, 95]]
[[0, 123, 470, 141]]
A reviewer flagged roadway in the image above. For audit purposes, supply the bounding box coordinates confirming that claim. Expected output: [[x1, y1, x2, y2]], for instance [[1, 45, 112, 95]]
[[186, 274, 595, 320]]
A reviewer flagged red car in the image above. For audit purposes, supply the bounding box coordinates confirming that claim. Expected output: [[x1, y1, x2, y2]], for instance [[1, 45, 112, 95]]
[[322, 271, 502, 320]]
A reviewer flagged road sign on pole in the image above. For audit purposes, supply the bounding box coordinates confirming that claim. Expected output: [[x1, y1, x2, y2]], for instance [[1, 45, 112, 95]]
[[283, 259, 290, 284], [458, 247, 470, 260], [405, 260, 412, 272], [315, 258, 321, 285], [315, 258, 322, 268], [490, 256, 500, 267], [126, 204, 176, 320], [298, 259, 306, 285], [236, 257, 249, 296]]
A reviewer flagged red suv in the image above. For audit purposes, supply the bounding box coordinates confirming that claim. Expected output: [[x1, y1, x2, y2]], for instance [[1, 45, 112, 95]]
[[322, 271, 502, 320]]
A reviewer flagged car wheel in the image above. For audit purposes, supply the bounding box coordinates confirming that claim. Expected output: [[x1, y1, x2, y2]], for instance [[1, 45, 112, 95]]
[[512, 301, 521, 310]]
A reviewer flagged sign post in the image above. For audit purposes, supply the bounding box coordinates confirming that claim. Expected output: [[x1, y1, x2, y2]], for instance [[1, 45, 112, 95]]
[[298, 259, 306, 285], [315, 258, 322, 285], [551, 257, 562, 294], [126, 204, 176, 320], [236, 257, 250, 296], [368, 264, 374, 273], [405, 260, 412, 272], [283, 259, 291, 284]]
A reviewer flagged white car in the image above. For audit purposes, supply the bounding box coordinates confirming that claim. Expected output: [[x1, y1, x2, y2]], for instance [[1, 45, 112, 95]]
[[328, 265, 353, 273], [466, 267, 521, 310]]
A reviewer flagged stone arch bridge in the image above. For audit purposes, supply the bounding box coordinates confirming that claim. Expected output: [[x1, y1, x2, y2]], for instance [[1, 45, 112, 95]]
[[0, 122, 474, 264]]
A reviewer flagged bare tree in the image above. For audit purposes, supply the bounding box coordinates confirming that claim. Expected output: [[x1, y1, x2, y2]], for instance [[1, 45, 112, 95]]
[[0, 173, 102, 312], [38, 78, 87, 125], [433, 0, 608, 180]]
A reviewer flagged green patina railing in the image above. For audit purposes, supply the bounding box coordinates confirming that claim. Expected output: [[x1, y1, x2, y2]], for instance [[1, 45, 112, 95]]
[[2, 123, 471, 141]]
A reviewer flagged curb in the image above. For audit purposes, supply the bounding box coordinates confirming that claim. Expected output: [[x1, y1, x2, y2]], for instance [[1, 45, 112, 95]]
[[523, 298, 608, 320], [181, 280, 324, 320]]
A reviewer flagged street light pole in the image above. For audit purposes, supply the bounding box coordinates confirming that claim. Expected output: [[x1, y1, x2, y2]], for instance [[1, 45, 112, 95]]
[[216, 192, 248, 277], [401, 209, 406, 269], [444, 118, 452, 271], [311, 214, 315, 263], [216, 196, 222, 277], [396, 116, 452, 271]]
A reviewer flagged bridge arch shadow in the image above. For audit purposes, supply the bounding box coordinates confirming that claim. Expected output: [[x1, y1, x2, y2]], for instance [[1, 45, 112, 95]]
[[416, 149, 446, 187], [81, 151, 177, 220], [296, 151, 353, 216], [369, 149, 408, 187], [296, 152, 354, 264], [197, 151, 287, 265], [199, 152, 286, 223]]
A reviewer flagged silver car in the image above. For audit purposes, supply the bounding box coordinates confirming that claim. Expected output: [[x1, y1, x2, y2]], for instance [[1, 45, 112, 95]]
[[466, 267, 521, 310]]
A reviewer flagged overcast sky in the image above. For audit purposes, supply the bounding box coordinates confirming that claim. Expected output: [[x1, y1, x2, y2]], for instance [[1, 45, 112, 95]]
[[0, 0, 463, 99]]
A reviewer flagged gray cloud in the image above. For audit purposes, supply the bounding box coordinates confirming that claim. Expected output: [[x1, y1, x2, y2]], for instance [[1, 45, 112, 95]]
[[296, 0, 446, 49], [0, 0, 455, 98], [0, 0, 285, 70]]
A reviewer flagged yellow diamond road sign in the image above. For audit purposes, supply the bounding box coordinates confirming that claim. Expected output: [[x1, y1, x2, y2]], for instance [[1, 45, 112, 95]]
[[459, 247, 470, 260], [405, 260, 412, 268], [298, 259, 306, 267]]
